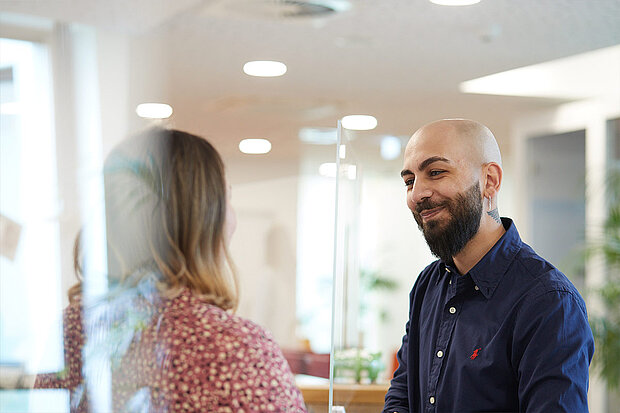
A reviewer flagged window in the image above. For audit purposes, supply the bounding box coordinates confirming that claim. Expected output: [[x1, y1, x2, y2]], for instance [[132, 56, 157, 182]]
[[0, 37, 67, 411]]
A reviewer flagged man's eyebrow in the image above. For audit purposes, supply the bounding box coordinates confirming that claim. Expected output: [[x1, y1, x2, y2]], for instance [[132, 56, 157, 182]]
[[419, 156, 450, 171], [401, 156, 451, 178]]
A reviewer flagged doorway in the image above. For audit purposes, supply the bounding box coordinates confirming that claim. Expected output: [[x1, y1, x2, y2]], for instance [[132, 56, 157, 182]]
[[526, 129, 586, 292]]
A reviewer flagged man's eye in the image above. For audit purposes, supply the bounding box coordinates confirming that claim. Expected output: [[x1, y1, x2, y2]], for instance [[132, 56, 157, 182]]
[[430, 170, 445, 177], [404, 179, 414, 187]]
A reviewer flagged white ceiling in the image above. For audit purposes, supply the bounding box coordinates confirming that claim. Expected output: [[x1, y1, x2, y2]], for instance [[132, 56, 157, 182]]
[[1, 0, 620, 179]]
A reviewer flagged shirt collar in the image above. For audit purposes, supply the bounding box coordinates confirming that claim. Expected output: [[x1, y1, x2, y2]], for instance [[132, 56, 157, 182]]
[[465, 217, 522, 299]]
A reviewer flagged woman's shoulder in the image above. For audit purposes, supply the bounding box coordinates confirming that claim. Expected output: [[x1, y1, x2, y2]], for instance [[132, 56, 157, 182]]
[[160, 291, 306, 412], [164, 290, 276, 345], [64, 297, 83, 320]]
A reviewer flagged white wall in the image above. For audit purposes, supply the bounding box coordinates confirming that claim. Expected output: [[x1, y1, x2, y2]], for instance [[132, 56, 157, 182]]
[[229, 175, 299, 349]]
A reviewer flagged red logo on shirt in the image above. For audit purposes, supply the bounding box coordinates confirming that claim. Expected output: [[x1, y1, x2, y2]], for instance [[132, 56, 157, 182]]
[[470, 348, 481, 360]]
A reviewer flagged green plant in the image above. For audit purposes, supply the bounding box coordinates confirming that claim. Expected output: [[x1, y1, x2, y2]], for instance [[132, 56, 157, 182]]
[[359, 269, 398, 322], [333, 348, 384, 384], [588, 170, 620, 389]]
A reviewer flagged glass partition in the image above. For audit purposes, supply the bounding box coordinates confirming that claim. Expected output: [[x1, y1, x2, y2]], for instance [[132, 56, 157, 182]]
[[328, 121, 413, 412]]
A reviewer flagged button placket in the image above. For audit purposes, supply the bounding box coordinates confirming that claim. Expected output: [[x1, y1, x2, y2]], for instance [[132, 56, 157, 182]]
[[426, 294, 460, 412]]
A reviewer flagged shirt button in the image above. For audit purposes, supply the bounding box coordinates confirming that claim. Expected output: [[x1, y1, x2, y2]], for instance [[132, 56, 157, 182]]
[[449, 306, 456, 314], [474, 285, 480, 291], [436, 350, 444, 358], [430, 396, 435, 404]]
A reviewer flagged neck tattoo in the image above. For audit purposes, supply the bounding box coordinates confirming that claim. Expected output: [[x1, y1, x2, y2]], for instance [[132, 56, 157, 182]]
[[487, 208, 501, 224]]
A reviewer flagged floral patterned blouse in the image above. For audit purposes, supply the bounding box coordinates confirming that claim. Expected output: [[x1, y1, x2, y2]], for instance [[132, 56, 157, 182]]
[[35, 289, 307, 413]]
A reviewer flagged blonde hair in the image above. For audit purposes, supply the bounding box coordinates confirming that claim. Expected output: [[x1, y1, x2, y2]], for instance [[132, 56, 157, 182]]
[[67, 229, 83, 305], [76, 128, 239, 310], [149, 129, 238, 310]]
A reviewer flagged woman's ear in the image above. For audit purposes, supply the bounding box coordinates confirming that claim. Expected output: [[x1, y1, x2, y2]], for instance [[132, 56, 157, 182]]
[[483, 162, 502, 199]]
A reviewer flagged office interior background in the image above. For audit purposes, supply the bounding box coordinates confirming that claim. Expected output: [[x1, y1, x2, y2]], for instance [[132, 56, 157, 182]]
[[0, 0, 619, 412]]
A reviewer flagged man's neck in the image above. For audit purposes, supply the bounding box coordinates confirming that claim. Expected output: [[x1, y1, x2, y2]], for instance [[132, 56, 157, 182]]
[[452, 220, 506, 275]]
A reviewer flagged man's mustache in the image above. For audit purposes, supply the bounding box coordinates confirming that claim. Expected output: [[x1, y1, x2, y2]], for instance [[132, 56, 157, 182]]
[[415, 199, 448, 215]]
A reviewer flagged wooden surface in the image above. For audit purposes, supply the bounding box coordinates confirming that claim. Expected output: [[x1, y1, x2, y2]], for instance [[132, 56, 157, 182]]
[[299, 382, 389, 413]]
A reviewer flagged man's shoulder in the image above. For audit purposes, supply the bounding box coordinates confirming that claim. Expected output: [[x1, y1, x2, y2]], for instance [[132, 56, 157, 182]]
[[415, 259, 443, 283], [407, 260, 443, 298], [509, 243, 585, 306]]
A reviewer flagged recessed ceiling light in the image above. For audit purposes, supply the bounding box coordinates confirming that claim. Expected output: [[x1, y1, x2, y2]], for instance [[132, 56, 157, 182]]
[[319, 162, 337, 178], [429, 0, 481, 5], [239, 138, 272, 154], [380, 136, 402, 160], [341, 115, 377, 130], [135, 103, 173, 119], [243, 61, 287, 77]]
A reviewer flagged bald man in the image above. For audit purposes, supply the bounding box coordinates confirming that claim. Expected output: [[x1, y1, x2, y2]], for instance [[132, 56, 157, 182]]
[[383, 119, 593, 413]]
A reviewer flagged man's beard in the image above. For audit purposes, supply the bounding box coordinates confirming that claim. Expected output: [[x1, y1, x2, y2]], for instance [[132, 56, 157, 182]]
[[413, 182, 483, 265]]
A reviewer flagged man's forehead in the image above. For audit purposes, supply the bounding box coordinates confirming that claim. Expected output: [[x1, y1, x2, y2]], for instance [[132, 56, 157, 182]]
[[408, 120, 477, 155], [410, 123, 460, 146], [404, 134, 455, 165]]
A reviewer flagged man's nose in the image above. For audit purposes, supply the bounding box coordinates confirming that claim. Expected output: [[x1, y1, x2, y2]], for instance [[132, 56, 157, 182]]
[[410, 179, 433, 206]]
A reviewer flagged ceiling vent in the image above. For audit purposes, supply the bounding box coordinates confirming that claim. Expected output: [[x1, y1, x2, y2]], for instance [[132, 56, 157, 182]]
[[206, 0, 351, 19], [278, 0, 347, 18]]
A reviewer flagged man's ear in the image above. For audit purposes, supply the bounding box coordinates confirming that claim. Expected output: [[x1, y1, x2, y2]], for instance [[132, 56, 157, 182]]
[[483, 162, 502, 198]]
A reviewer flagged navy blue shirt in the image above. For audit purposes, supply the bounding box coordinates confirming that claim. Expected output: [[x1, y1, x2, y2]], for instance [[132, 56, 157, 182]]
[[383, 218, 594, 413]]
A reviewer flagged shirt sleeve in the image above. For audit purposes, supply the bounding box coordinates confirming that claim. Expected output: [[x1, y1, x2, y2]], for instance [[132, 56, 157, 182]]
[[512, 288, 594, 413], [382, 318, 411, 413], [34, 302, 84, 391]]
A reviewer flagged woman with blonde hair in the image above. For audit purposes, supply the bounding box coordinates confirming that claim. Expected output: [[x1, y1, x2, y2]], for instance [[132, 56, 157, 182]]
[[35, 128, 306, 412]]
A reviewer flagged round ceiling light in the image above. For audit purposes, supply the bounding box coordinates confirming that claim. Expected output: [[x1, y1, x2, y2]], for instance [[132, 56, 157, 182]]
[[341, 115, 377, 131], [135, 103, 173, 119], [243, 61, 287, 77], [239, 138, 272, 154], [380, 136, 402, 160], [319, 162, 337, 178], [429, 0, 481, 5]]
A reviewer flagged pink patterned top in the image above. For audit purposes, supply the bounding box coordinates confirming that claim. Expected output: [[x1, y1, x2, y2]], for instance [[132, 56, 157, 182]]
[[35, 289, 307, 413]]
